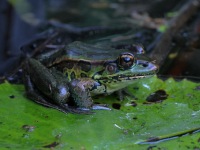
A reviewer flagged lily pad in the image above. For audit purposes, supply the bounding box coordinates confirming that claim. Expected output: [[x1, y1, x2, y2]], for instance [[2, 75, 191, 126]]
[[0, 76, 199, 149]]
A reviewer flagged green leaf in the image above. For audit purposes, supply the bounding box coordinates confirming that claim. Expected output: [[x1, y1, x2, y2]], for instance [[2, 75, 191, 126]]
[[0, 76, 199, 149]]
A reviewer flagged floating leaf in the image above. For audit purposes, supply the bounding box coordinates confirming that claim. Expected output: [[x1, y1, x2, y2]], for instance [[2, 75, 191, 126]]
[[0, 76, 199, 149]]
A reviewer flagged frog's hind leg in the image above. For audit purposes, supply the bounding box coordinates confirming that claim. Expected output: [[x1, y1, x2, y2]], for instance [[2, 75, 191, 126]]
[[23, 59, 91, 114], [24, 72, 91, 114]]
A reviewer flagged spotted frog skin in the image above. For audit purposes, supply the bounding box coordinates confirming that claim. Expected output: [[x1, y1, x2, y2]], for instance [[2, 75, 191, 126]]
[[23, 41, 158, 113]]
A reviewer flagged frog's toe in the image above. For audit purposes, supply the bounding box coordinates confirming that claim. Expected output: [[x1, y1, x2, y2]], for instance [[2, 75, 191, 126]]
[[92, 104, 111, 110]]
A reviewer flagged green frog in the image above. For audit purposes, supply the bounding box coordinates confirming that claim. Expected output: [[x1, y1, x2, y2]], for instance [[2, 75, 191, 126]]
[[23, 41, 158, 113]]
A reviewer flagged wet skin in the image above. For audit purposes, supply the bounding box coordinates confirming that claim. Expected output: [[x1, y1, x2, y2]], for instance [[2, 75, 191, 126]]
[[23, 41, 158, 113]]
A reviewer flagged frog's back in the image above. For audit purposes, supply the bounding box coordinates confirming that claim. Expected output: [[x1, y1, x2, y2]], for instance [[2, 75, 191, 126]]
[[65, 41, 122, 61], [43, 41, 144, 68]]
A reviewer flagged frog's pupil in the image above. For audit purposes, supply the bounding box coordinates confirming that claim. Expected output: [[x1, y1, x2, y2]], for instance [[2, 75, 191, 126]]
[[123, 57, 131, 62]]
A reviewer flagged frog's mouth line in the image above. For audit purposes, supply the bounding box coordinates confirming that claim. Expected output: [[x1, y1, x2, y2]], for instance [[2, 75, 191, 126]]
[[119, 74, 154, 80], [97, 72, 156, 83], [116, 73, 155, 81]]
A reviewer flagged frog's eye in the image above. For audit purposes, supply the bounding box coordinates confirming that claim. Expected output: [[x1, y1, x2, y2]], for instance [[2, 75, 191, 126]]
[[118, 53, 135, 69]]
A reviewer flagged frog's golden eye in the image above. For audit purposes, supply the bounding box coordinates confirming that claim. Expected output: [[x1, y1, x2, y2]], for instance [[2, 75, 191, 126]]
[[118, 53, 135, 69]]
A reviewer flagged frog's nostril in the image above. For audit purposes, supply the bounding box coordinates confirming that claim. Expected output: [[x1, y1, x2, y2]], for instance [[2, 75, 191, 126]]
[[142, 62, 149, 67]]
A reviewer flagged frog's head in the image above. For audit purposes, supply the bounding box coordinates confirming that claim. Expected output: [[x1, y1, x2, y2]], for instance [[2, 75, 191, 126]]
[[117, 52, 158, 77], [93, 48, 158, 93]]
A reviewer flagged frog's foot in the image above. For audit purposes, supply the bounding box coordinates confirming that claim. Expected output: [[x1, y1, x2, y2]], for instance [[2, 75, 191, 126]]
[[77, 104, 111, 111], [69, 79, 112, 111], [92, 104, 111, 110]]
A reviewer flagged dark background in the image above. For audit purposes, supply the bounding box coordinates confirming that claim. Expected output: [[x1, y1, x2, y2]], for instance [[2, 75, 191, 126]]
[[1, 0, 200, 80]]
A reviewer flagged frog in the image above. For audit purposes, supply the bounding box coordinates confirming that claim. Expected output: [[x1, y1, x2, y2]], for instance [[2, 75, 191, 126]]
[[23, 41, 158, 114]]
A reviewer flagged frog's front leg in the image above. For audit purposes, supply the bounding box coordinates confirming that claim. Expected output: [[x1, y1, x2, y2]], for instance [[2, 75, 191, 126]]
[[23, 58, 90, 114], [69, 79, 110, 110]]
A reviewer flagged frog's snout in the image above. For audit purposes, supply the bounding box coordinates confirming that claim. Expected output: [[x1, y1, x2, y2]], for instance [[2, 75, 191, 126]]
[[148, 61, 159, 73], [137, 60, 159, 73]]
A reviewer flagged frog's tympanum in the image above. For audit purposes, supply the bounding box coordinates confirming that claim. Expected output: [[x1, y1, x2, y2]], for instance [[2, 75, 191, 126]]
[[23, 41, 158, 113]]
